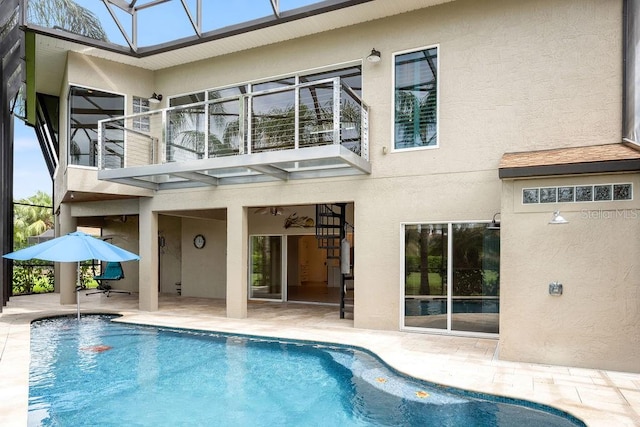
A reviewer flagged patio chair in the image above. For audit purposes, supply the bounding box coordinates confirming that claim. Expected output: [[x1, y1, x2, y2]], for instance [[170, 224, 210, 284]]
[[86, 262, 131, 297]]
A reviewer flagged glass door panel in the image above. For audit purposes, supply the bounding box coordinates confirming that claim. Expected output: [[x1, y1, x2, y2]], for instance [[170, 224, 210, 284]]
[[451, 224, 500, 334], [249, 236, 283, 300], [404, 224, 448, 330]]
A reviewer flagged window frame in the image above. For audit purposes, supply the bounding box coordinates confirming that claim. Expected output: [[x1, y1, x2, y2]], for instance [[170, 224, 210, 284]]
[[67, 84, 126, 169], [400, 220, 500, 338], [391, 44, 440, 153]]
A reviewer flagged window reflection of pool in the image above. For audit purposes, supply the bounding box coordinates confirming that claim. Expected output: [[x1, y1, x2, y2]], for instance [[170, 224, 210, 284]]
[[405, 298, 499, 316], [28, 315, 583, 426]]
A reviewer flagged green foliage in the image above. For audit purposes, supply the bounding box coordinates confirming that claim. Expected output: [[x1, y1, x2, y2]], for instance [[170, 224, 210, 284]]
[[405, 272, 443, 296], [11, 192, 55, 294], [13, 191, 53, 250], [27, 0, 108, 41], [405, 255, 443, 273], [11, 260, 54, 295]]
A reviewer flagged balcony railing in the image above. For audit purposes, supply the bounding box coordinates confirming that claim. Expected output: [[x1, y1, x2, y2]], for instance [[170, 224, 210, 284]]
[[97, 78, 370, 190]]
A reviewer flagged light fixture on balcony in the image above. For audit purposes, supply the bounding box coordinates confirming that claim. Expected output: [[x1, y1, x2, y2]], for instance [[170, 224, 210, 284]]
[[148, 93, 163, 104], [549, 210, 568, 225], [367, 48, 381, 63]]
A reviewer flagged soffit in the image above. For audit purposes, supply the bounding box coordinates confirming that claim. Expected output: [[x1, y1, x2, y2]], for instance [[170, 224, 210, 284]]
[[32, 0, 454, 95]]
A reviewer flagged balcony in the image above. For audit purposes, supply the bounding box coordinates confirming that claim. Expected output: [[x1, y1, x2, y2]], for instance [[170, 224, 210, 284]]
[[97, 78, 370, 190]]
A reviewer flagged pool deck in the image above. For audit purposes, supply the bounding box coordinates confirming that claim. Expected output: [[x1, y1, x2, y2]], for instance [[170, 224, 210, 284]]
[[1, 292, 639, 426]]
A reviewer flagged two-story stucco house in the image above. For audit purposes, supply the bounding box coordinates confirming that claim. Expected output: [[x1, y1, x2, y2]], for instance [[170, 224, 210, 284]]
[[8, 0, 640, 373]]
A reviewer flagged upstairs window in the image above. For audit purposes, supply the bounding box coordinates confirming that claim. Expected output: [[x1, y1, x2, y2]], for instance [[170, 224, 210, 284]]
[[169, 92, 205, 107], [394, 47, 438, 150], [68, 86, 124, 167]]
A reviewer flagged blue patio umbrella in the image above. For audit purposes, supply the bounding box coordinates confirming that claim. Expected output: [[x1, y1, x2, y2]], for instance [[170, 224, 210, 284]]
[[3, 231, 140, 319]]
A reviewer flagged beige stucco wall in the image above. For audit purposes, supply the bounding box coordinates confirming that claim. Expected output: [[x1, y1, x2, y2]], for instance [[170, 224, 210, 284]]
[[500, 173, 640, 372], [181, 218, 227, 299], [53, 0, 634, 371], [149, 0, 623, 330], [159, 215, 182, 294], [53, 53, 156, 209]]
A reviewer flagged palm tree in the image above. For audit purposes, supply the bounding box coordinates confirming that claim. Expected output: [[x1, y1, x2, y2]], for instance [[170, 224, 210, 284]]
[[13, 191, 53, 250], [395, 87, 437, 148], [27, 0, 108, 40]]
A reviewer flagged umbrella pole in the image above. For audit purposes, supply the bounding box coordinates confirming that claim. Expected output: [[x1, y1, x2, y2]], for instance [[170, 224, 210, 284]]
[[76, 262, 81, 320]]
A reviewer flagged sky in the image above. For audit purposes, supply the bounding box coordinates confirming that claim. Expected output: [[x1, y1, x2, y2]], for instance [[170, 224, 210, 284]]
[[13, 0, 320, 200], [14, 121, 51, 200]]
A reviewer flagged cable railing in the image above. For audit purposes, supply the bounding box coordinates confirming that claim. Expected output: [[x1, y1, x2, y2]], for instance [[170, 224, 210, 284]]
[[98, 78, 369, 171]]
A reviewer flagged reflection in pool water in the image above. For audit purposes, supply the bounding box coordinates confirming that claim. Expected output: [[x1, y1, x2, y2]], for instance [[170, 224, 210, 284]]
[[28, 315, 584, 426]]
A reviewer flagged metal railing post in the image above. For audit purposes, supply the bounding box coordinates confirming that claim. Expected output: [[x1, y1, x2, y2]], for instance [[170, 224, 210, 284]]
[[97, 121, 103, 169], [204, 99, 210, 159], [294, 84, 300, 149], [247, 94, 253, 155], [161, 108, 167, 163], [239, 96, 246, 154], [333, 77, 340, 144]]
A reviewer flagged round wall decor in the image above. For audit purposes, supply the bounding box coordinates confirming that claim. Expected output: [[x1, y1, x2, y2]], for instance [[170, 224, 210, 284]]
[[193, 234, 206, 249]]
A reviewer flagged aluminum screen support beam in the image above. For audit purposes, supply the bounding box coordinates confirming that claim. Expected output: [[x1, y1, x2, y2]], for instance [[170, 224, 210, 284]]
[[180, 0, 202, 37], [0, 0, 23, 310], [271, 0, 280, 18]]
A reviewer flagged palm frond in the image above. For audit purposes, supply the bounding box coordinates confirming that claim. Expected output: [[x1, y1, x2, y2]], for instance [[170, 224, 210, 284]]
[[28, 0, 108, 41]]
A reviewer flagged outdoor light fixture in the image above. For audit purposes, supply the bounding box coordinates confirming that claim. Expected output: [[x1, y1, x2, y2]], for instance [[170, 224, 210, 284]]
[[487, 212, 500, 230], [148, 93, 163, 104], [367, 48, 381, 63], [549, 210, 568, 224]]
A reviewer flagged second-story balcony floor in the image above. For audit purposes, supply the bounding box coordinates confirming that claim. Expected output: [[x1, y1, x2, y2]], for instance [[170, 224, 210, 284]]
[[97, 78, 370, 190], [99, 144, 371, 190]]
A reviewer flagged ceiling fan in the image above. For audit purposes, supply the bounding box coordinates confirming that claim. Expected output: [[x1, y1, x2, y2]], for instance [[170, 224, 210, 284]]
[[253, 206, 288, 216]]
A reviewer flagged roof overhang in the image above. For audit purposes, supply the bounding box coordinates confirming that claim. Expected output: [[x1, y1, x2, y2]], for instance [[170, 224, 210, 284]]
[[499, 142, 640, 179]]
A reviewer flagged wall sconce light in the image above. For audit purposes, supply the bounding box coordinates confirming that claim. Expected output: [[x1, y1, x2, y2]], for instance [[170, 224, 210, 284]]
[[549, 210, 568, 224], [148, 93, 163, 104], [367, 48, 381, 63], [487, 212, 500, 230]]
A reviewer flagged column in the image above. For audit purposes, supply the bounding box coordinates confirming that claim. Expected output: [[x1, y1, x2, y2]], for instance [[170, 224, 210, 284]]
[[226, 204, 248, 318], [139, 198, 158, 311], [58, 203, 77, 305]]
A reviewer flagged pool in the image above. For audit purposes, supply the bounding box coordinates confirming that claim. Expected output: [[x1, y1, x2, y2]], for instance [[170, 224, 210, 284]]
[[28, 315, 584, 426]]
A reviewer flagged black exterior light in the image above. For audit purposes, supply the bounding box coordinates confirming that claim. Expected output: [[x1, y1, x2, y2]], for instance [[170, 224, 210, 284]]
[[367, 48, 381, 63], [487, 212, 501, 230], [148, 93, 163, 104]]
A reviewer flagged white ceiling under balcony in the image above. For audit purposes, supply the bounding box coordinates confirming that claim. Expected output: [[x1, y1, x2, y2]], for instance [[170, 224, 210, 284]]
[[31, 0, 454, 95], [98, 144, 371, 190]]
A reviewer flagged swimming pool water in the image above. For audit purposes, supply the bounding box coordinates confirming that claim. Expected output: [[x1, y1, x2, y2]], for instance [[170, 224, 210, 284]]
[[28, 315, 585, 426]]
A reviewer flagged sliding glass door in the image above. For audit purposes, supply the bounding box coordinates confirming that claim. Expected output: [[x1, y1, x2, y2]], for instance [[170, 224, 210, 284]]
[[249, 236, 283, 300], [403, 222, 500, 335]]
